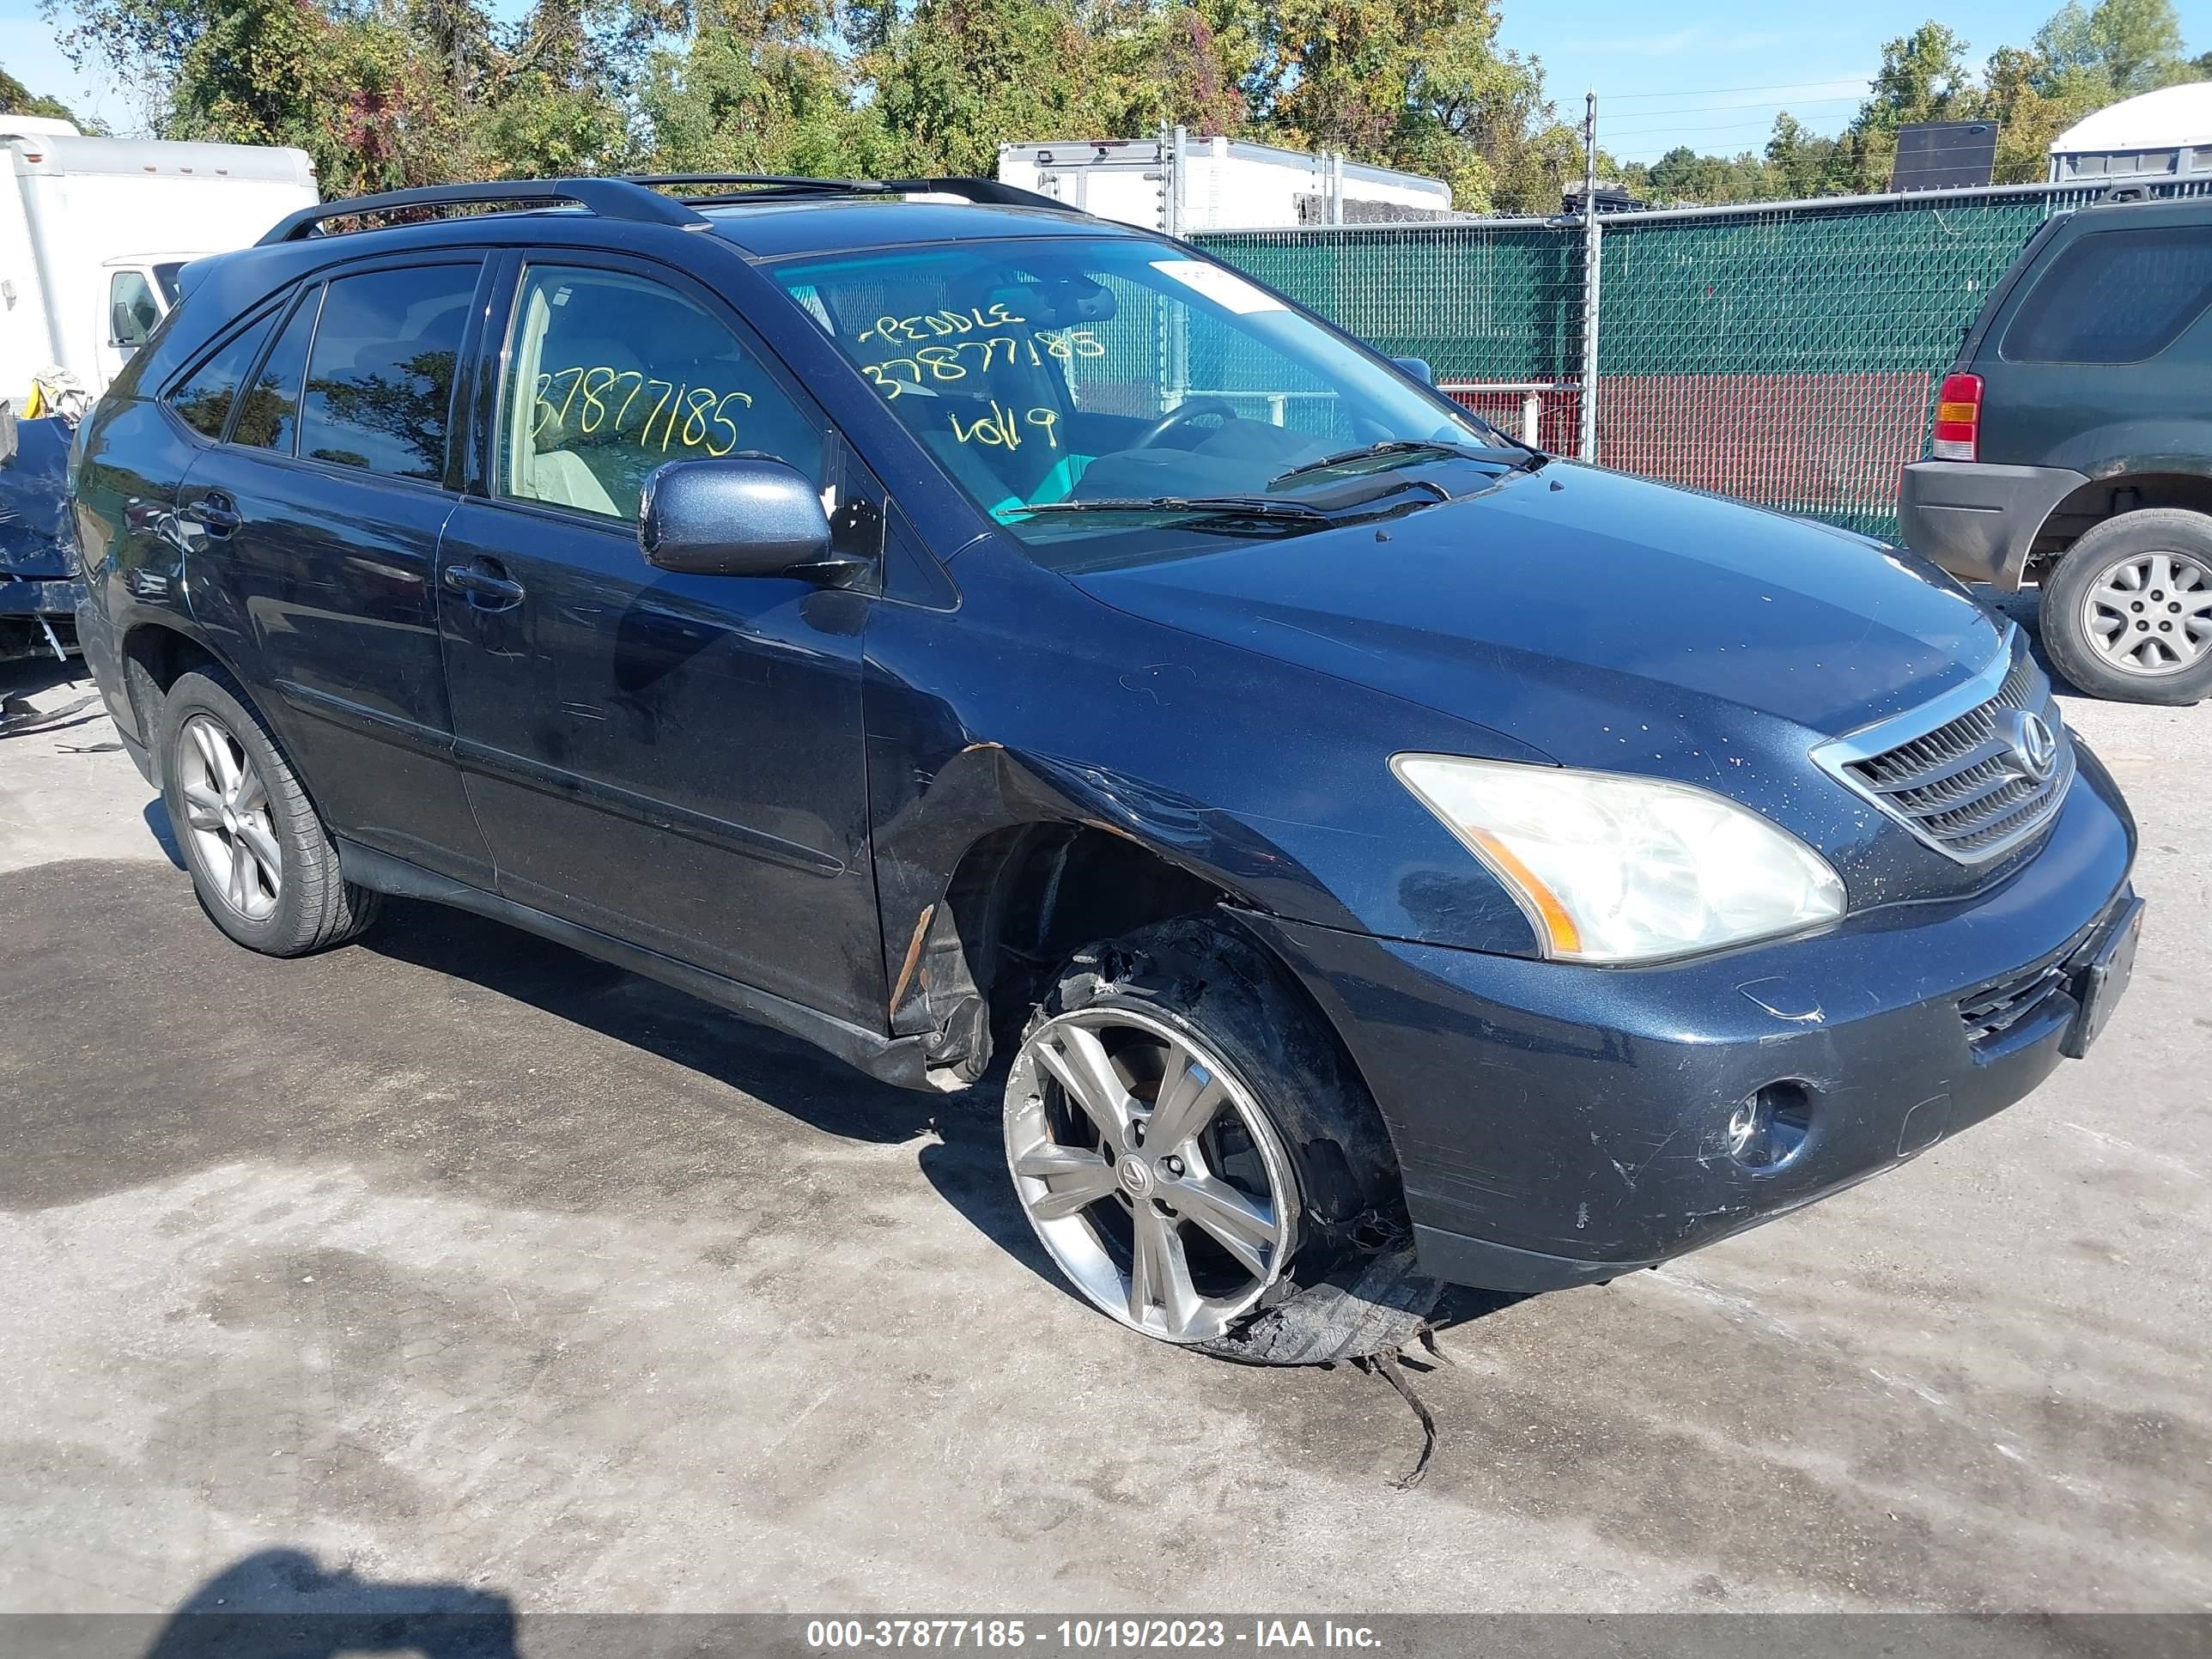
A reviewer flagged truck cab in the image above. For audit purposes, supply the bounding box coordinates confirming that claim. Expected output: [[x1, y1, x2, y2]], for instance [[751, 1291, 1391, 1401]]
[[96, 253, 189, 386]]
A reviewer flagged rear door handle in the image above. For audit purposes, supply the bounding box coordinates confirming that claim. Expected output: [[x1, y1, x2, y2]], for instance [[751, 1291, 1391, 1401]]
[[442, 557, 526, 611], [183, 492, 242, 537]]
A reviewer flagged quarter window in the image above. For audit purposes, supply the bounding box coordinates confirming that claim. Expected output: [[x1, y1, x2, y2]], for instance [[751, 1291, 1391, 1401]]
[[2003, 228, 2212, 363], [231, 287, 321, 454], [497, 264, 826, 523], [299, 264, 477, 481], [167, 311, 278, 440]]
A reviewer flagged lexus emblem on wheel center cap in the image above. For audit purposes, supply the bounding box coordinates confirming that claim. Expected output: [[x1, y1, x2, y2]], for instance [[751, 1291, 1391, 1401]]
[[1992, 708, 2058, 784], [1118, 1158, 1156, 1198]]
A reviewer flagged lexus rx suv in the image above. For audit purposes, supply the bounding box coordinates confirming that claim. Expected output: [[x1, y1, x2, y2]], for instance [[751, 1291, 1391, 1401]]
[[71, 175, 2142, 1362]]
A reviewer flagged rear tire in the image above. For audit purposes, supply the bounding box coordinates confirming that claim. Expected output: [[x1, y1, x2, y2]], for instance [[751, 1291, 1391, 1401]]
[[1003, 918, 1430, 1364], [157, 667, 381, 957], [2039, 509, 2212, 705]]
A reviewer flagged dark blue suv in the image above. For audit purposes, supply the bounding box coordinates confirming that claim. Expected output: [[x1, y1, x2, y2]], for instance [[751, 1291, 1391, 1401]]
[[70, 176, 2143, 1362]]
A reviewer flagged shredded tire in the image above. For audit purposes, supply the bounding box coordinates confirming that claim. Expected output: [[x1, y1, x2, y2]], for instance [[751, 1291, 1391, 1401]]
[[1040, 917, 1441, 1366]]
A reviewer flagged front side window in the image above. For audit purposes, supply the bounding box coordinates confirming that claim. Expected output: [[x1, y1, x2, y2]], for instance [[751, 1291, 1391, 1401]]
[[109, 270, 160, 349], [2004, 227, 2212, 364], [299, 264, 477, 480], [166, 310, 278, 440], [497, 264, 827, 523], [769, 236, 1493, 547]]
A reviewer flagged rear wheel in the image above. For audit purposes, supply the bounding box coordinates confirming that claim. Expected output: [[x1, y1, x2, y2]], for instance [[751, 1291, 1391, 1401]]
[[158, 668, 381, 956], [2040, 509, 2212, 704], [1003, 919, 1431, 1363]]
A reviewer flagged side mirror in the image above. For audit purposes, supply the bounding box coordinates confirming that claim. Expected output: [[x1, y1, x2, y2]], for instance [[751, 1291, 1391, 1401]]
[[638, 456, 843, 580], [1391, 356, 1435, 386]]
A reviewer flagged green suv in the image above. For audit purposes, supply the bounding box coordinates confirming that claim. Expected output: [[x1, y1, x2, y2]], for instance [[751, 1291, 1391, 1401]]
[[1899, 195, 2212, 704]]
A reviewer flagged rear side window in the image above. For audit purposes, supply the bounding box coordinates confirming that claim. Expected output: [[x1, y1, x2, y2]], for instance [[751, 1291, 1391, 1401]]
[[2003, 227, 2212, 363], [299, 264, 477, 480], [232, 287, 321, 454], [167, 312, 278, 440]]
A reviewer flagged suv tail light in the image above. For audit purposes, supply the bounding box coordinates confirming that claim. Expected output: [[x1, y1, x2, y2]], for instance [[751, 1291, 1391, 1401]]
[[1932, 372, 1982, 462]]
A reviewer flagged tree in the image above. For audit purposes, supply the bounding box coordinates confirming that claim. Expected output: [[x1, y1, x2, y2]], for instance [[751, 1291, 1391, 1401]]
[[0, 65, 84, 125], [1643, 143, 1774, 205], [2036, 0, 2191, 94]]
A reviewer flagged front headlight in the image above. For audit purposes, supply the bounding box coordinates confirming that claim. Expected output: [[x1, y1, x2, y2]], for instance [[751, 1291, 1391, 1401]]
[[1391, 754, 1846, 963]]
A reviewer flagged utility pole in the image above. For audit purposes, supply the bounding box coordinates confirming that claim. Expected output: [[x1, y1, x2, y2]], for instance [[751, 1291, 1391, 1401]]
[[1578, 88, 1601, 465]]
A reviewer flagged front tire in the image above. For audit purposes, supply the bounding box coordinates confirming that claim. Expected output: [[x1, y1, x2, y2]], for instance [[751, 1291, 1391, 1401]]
[[158, 668, 381, 956], [2040, 509, 2212, 704], [1003, 919, 1421, 1361]]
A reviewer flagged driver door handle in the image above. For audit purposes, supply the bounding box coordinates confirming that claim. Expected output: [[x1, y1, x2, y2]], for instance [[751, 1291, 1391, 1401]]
[[443, 557, 526, 611]]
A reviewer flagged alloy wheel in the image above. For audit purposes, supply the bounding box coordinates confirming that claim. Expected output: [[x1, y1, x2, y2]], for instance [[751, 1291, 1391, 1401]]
[[2081, 549, 2212, 678], [1005, 1006, 1297, 1343], [177, 713, 283, 921]]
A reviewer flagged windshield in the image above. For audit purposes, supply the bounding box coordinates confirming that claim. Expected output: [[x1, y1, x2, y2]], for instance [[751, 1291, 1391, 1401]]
[[153, 262, 185, 307], [769, 237, 1500, 544]]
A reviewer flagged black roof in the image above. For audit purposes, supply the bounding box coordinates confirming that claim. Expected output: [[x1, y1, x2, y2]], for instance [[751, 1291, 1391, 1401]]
[[697, 198, 1124, 260]]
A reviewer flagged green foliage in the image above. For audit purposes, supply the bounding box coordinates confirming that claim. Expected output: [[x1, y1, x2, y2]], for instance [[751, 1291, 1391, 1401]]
[[42, 0, 1578, 211], [36, 0, 2209, 216], [0, 64, 87, 125]]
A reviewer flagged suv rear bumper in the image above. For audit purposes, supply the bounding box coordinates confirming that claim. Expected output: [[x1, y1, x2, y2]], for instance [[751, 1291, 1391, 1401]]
[[1898, 459, 2087, 590], [1232, 744, 2137, 1293]]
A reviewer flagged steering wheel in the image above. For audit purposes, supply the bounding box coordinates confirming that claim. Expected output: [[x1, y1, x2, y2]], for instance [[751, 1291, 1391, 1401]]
[[1130, 398, 1242, 451]]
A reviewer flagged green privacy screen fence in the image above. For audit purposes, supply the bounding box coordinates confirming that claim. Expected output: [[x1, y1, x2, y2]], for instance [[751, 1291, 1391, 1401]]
[[1193, 179, 2210, 541]]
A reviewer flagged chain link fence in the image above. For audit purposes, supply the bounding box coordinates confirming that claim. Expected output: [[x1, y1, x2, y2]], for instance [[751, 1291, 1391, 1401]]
[[1194, 178, 2212, 541]]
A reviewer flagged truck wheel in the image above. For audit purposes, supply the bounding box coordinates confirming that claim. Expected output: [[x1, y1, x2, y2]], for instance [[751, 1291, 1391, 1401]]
[[2040, 509, 2212, 704], [157, 667, 381, 956], [1002, 918, 1433, 1364]]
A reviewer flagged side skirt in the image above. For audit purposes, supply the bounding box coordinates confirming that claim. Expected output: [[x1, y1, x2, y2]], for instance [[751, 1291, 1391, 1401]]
[[335, 838, 934, 1091]]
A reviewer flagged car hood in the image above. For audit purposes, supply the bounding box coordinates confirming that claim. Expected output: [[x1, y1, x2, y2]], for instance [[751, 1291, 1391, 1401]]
[[1070, 462, 2003, 760]]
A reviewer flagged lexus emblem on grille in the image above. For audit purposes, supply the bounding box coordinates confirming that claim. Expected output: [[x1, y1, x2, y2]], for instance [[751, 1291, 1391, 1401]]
[[1993, 708, 2058, 783]]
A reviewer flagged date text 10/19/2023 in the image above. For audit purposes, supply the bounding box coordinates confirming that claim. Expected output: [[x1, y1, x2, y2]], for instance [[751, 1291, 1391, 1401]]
[[805, 1621, 1383, 1650]]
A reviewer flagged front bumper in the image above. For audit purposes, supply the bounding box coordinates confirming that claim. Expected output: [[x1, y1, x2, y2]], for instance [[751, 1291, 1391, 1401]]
[[1236, 746, 2138, 1293], [1897, 459, 2087, 590]]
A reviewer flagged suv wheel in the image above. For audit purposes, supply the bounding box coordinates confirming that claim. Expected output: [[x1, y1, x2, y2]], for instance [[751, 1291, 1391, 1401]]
[[1003, 919, 1424, 1362], [158, 668, 382, 956], [2041, 508, 2212, 704]]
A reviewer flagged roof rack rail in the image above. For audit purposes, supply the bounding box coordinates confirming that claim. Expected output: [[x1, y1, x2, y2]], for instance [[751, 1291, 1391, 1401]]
[[626, 173, 1079, 214], [256, 171, 1082, 247], [258, 178, 710, 245]]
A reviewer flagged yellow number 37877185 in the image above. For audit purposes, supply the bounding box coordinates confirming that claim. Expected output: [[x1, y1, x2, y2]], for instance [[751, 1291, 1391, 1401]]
[[532, 365, 757, 459]]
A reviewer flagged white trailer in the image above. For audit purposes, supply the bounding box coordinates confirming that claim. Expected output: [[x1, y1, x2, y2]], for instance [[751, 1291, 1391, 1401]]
[[998, 132, 1451, 234], [0, 119, 319, 407]]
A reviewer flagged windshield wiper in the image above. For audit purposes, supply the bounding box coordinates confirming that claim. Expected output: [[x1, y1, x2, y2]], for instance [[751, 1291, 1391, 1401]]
[[1267, 436, 1542, 490], [1002, 495, 1331, 524]]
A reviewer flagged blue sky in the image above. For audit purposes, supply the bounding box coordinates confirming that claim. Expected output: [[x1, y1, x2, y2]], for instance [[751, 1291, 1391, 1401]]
[[1501, 0, 2135, 163], [0, 1, 2170, 159]]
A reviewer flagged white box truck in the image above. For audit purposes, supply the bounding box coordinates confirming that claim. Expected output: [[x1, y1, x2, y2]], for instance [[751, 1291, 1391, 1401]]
[[997, 132, 1451, 233], [0, 118, 319, 409]]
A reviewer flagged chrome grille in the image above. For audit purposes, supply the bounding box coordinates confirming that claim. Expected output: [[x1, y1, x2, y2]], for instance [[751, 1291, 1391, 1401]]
[[1816, 629, 2075, 866]]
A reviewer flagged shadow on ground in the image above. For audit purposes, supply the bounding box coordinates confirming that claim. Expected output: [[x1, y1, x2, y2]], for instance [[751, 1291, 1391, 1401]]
[[143, 1550, 515, 1659]]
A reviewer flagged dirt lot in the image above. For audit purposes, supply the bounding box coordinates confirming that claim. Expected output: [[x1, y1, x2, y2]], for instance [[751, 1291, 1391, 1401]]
[[2, 599, 2208, 1619]]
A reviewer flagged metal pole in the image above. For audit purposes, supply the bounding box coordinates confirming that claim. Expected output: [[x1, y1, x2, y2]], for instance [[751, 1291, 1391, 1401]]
[[1169, 125, 1187, 238], [1578, 89, 1601, 464]]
